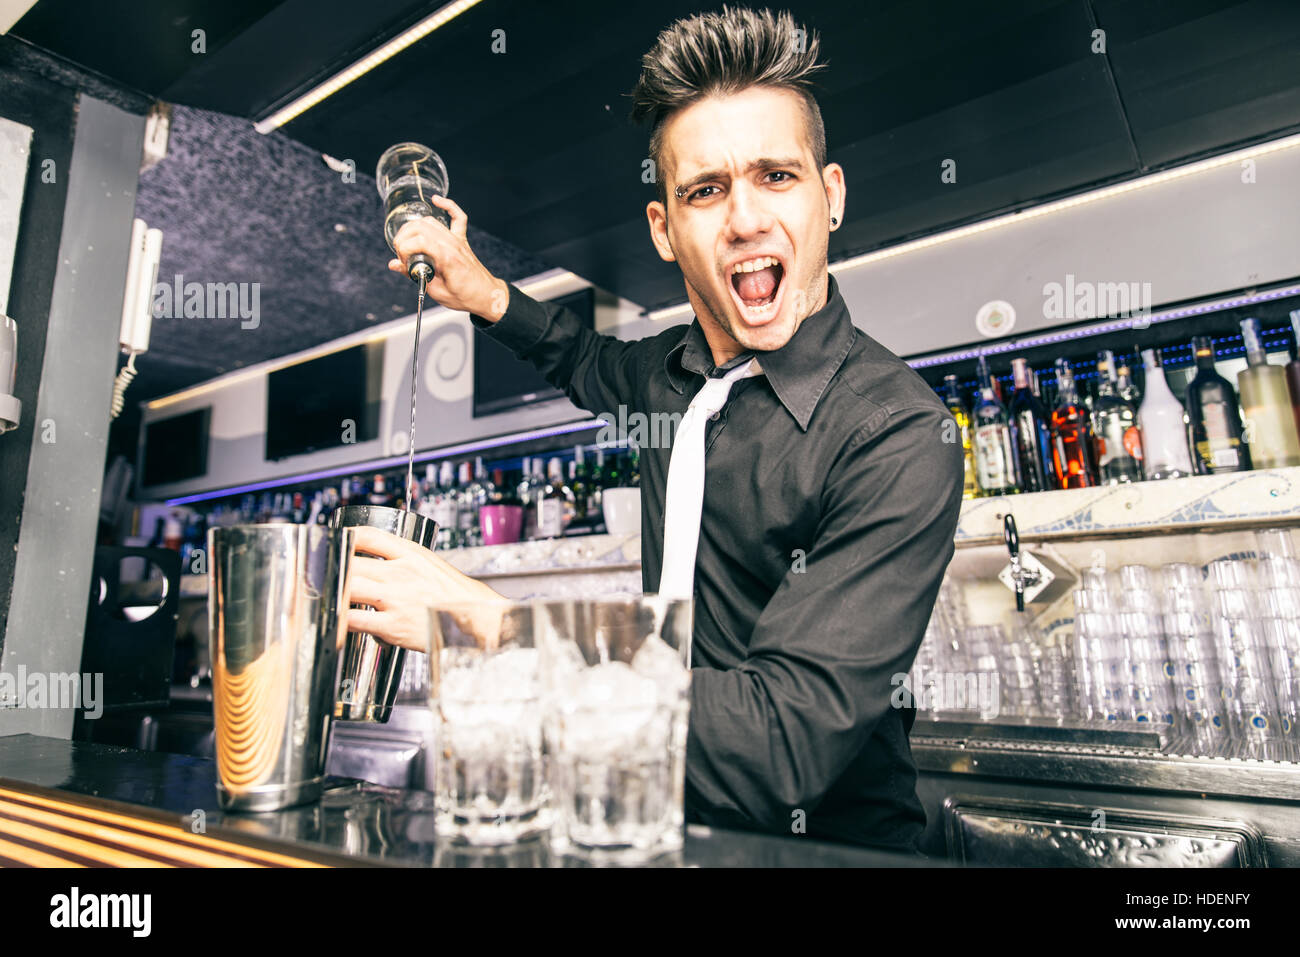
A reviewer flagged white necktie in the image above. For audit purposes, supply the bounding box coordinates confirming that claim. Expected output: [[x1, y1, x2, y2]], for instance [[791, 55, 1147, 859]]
[[659, 358, 762, 600]]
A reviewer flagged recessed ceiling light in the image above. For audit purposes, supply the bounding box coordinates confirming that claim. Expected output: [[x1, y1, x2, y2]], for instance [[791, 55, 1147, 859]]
[[334, 223, 347, 233]]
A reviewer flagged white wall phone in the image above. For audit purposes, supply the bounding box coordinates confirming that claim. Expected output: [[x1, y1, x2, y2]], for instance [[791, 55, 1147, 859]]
[[111, 217, 163, 418]]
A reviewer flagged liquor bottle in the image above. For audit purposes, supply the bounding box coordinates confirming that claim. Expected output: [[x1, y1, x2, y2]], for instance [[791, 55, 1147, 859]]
[[1032, 368, 1048, 403], [489, 469, 507, 504], [164, 514, 183, 550], [1116, 358, 1139, 404], [416, 466, 439, 522], [971, 357, 1019, 495], [586, 450, 606, 532], [1049, 359, 1098, 489], [558, 460, 581, 530], [474, 459, 496, 542], [368, 474, 391, 507], [941, 375, 980, 499], [1091, 350, 1144, 484], [604, 450, 622, 490], [570, 446, 590, 522], [1187, 336, 1252, 474], [1008, 359, 1052, 493], [533, 459, 564, 539], [1287, 310, 1300, 447], [566, 459, 586, 528], [413, 465, 434, 515], [456, 462, 480, 547], [517, 458, 538, 541], [548, 457, 576, 529], [1236, 318, 1300, 468], [291, 492, 305, 523], [627, 447, 640, 487], [431, 462, 459, 549], [495, 470, 522, 507], [1137, 348, 1194, 480]]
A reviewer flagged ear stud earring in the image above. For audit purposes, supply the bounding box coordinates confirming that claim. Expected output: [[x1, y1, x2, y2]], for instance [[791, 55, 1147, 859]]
[[830, 217, 839, 227]]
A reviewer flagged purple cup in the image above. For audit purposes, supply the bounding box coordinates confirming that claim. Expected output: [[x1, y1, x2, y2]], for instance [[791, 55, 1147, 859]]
[[480, 504, 524, 545]]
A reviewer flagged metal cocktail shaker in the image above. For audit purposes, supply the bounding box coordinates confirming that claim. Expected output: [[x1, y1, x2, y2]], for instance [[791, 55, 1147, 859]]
[[207, 523, 352, 812], [330, 505, 438, 723]]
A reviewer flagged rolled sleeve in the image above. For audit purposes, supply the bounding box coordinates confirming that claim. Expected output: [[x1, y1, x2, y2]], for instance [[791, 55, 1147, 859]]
[[683, 404, 964, 831]]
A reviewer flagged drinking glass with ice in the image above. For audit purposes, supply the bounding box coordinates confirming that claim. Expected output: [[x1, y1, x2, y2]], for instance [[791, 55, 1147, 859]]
[[426, 600, 549, 845], [536, 595, 693, 861]]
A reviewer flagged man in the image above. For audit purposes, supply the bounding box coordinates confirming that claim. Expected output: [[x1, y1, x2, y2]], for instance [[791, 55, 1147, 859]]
[[347, 7, 963, 853]]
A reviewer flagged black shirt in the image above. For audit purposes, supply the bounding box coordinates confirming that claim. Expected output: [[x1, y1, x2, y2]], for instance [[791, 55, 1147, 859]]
[[472, 275, 964, 851]]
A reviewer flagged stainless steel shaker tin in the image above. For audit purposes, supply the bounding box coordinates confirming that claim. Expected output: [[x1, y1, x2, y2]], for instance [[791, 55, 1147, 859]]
[[207, 523, 353, 812], [329, 505, 438, 723]]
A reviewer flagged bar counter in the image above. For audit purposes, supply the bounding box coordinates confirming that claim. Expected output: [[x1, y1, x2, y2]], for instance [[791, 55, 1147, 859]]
[[0, 735, 937, 868]]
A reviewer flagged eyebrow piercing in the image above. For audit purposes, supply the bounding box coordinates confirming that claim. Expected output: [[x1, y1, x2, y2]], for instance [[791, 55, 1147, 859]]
[[674, 185, 688, 199]]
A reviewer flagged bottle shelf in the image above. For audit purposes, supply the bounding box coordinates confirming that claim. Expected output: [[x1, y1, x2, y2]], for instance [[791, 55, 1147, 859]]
[[953, 466, 1300, 548], [179, 530, 642, 596], [176, 469, 1300, 597]]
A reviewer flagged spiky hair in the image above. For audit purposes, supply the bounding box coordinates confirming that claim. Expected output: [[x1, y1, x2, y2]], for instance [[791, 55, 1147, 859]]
[[631, 6, 828, 202]]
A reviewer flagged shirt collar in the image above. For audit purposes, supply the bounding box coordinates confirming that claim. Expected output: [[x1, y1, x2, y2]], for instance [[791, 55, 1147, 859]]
[[663, 274, 855, 431]]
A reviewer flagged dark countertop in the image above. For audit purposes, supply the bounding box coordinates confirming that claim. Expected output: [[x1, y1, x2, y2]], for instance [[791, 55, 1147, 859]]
[[0, 734, 939, 867]]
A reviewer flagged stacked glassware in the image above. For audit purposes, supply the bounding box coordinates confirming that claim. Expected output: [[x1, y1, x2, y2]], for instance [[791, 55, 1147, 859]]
[[909, 528, 1300, 761]]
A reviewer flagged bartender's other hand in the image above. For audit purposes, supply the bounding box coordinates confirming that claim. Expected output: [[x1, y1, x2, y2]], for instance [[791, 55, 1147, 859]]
[[344, 526, 508, 653], [388, 195, 510, 322]]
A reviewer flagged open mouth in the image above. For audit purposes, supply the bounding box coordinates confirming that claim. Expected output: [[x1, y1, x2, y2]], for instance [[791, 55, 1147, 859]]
[[729, 255, 785, 321]]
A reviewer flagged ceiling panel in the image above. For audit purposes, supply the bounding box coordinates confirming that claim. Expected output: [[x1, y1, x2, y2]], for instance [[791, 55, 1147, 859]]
[[1095, 0, 1300, 166], [12, 0, 287, 95], [8, 0, 1300, 405]]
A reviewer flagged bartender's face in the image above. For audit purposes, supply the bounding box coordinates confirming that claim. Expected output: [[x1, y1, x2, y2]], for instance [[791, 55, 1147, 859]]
[[647, 86, 846, 360]]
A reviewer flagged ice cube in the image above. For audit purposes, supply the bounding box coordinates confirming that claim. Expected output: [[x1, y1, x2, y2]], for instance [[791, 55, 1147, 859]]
[[542, 636, 588, 691], [481, 646, 540, 696], [556, 661, 664, 759], [631, 634, 690, 704], [438, 646, 540, 733]]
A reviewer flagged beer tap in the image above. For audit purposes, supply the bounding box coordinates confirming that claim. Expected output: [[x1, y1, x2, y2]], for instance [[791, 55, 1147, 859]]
[[1003, 513, 1041, 612]]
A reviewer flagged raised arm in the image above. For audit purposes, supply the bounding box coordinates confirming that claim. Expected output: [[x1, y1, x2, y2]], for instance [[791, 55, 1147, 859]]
[[682, 403, 964, 833]]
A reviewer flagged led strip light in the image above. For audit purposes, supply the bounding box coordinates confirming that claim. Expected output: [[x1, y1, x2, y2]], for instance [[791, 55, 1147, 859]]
[[253, 0, 485, 134]]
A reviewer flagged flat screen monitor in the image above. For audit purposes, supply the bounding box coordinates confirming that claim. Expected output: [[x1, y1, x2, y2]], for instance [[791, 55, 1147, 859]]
[[142, 407, 210, 486], [473, 287, 595, 417], [265, 342, 382, 460]]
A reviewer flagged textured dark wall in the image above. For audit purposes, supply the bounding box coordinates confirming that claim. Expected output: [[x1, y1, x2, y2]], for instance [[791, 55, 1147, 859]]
[[0, 39, 79, 657], [104, 103, 555, 463]]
